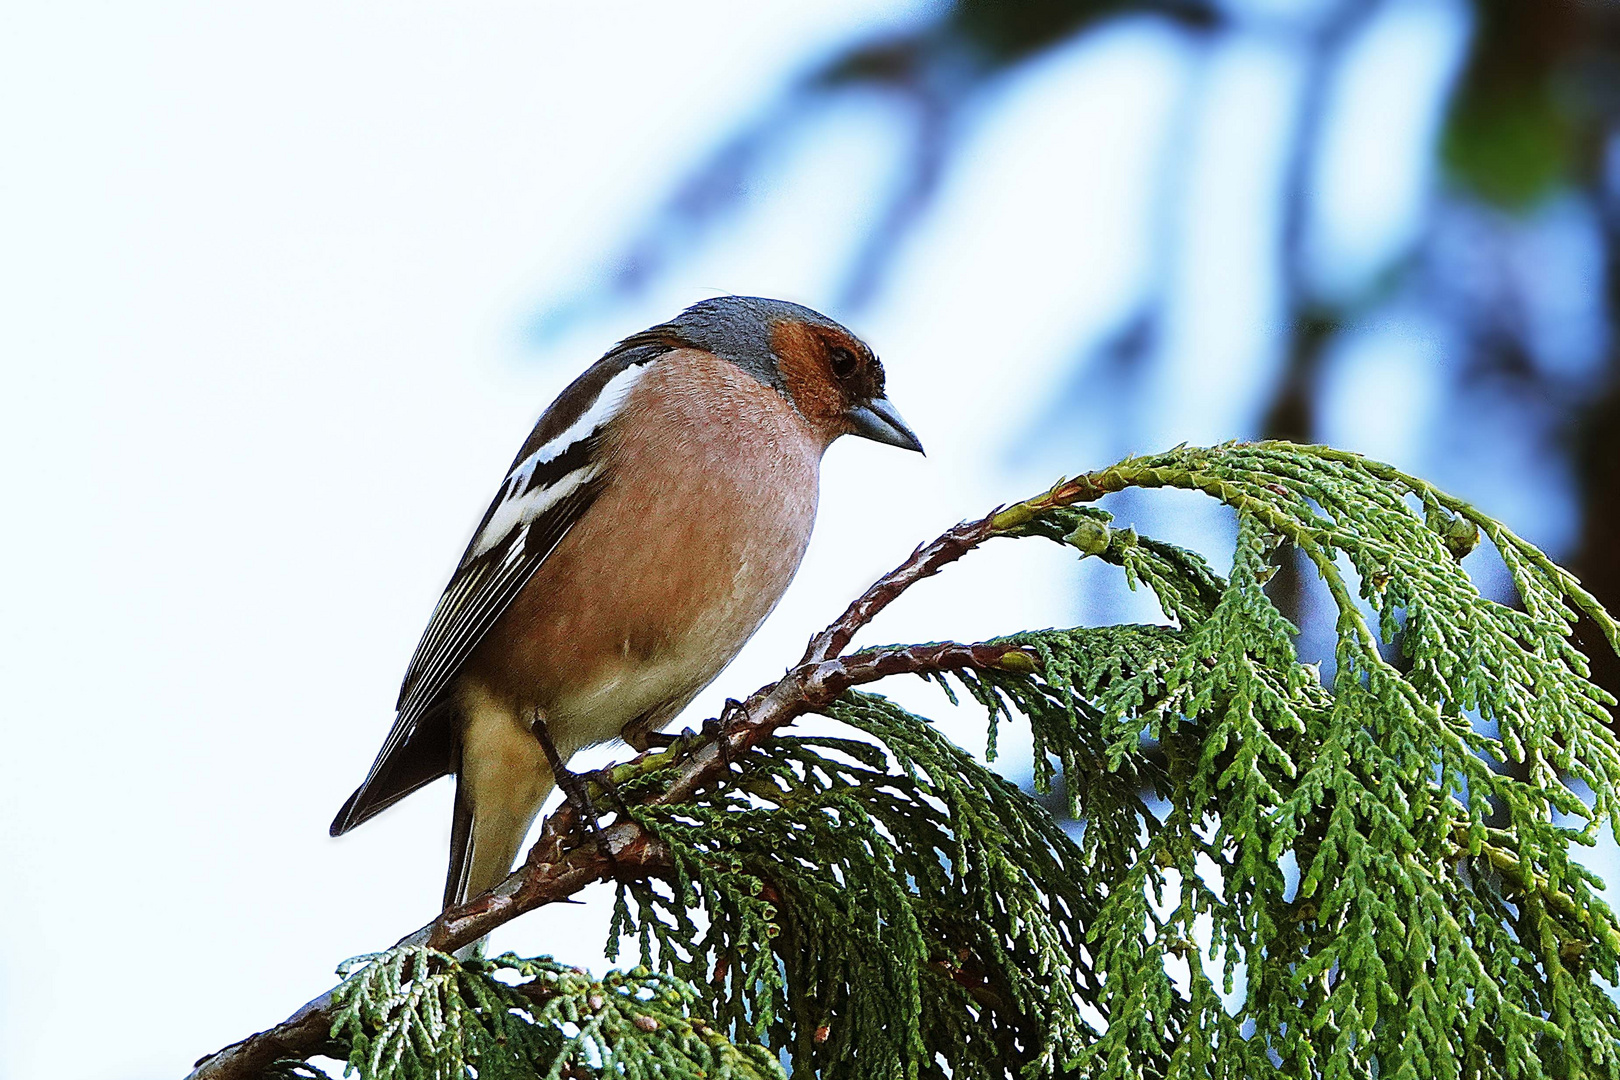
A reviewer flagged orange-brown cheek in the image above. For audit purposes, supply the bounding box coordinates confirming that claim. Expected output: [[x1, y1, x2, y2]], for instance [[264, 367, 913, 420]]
[[770, 322, 846, 437]]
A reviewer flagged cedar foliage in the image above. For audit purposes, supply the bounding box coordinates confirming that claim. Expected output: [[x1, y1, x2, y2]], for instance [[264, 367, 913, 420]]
[[295, 442, 1620, 1079]]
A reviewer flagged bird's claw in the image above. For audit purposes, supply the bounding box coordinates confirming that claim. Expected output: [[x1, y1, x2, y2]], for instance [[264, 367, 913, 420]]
[[635, 726, 697, 751], [531, 715, 622, 871], [707, 697, 751, 768]]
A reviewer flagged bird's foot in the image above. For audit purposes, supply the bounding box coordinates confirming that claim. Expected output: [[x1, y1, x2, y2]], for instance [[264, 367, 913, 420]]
[[706, 697, 751, 768], [718, 696, 751, 727], [565, 769, 631, 868], [634, 728, 692, 750], [579, 764, 627, 815], [531, 715, 621, 870]]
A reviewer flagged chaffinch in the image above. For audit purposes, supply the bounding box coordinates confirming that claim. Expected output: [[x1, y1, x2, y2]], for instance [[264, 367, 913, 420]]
[[331, 295, 923, 909]]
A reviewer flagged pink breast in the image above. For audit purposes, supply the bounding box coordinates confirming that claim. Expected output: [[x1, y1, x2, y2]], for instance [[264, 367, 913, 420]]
[[468, 350, 823, 725]]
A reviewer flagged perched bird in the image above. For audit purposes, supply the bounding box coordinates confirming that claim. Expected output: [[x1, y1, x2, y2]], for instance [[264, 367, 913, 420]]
[[331, 295, 923, 910]]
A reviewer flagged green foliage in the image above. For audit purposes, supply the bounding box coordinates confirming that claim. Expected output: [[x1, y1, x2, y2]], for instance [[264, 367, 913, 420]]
[[984, 442, 1620, 1080], [308, 947, 783, 1080], [296, 442, 1620, 1080], [610, 693, 1102, 1077]]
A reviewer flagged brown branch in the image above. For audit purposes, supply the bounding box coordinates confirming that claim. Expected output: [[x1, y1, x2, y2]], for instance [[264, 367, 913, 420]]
[[185, 483, 1120, 1080], [800, 471, 1129, 666], [800, 518, 999, 664]]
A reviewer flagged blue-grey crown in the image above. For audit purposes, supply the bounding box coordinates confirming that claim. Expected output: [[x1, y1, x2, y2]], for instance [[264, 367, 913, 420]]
[[660, 295, 855, 392]]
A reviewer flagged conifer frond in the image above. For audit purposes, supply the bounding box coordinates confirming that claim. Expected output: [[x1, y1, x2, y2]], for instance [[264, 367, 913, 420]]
[[608, 692, 1106, 1078], [971, 442, 1620, 1079], [319, 947, 784, 1080], [232, 441, 1620, 1080]]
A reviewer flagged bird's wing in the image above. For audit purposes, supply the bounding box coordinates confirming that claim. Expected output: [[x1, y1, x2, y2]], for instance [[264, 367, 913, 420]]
[[331, 334, 678, 835]]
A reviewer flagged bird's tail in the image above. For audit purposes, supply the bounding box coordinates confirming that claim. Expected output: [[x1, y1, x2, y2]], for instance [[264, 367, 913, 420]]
[[444, 762, 555, 959], [444, 771, 477, 911]]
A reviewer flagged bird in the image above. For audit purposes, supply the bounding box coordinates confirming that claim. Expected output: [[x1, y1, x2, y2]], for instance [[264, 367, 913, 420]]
[[330, 295, 923, 912]]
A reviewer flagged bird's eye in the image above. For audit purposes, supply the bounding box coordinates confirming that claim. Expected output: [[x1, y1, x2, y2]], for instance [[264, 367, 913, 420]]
[[829, 346, 859, 380]]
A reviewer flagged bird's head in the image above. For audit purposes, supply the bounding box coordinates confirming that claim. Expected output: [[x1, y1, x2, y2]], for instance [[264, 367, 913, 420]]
[[655, 295, 924, 454]]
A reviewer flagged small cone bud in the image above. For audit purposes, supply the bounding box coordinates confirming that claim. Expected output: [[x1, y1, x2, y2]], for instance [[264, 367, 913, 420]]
[[1063, 517, 1111, 556]]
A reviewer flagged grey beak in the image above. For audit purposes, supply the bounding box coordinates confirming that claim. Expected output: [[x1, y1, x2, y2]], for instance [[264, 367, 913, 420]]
[[846, 396, 924, 454]]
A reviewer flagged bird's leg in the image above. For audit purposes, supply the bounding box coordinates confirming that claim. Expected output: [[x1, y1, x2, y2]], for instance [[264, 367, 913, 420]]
[[530, 710, 618, 865], [704, 697, 750, 768], [634, 728, 692, 750], [624, 699, 747, 771], [623, 710, 705, 763], [632, 726, 706, 770]]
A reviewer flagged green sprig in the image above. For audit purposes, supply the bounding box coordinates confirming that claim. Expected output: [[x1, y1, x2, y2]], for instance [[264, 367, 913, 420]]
[[287, 441, 1620, 1080]]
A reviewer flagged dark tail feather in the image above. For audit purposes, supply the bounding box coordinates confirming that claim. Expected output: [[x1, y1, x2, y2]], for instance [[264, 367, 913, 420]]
[[330, 709, 456, 837], [329, 762, 450, 836], [444, 772, 476, 911], [330, 788, 366, 837]]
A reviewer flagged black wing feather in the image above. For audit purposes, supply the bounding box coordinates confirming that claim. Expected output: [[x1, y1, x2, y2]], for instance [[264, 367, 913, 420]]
[[330, 336, 677, 837], [329, 478, 604, 836]]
